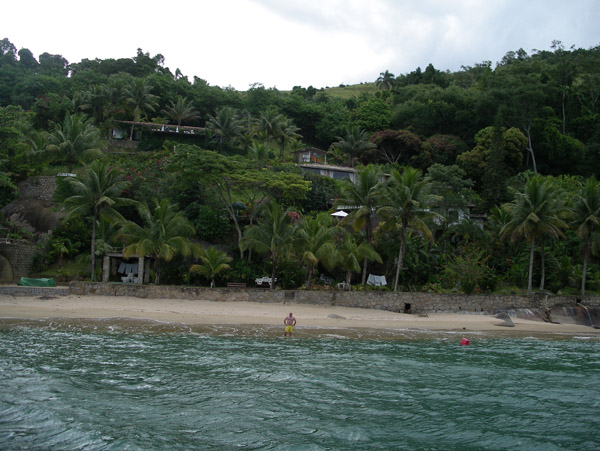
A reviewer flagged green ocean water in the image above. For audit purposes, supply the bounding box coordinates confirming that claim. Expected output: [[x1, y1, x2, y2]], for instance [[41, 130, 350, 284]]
[[1, 321, 599, 450]]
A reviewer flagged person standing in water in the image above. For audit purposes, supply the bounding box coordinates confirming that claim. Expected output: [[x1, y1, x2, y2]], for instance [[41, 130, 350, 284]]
[[284, 312, 296, 337]]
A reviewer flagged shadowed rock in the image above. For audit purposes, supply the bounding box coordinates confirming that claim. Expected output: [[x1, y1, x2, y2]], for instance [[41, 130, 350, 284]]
[[494, 312, 515, 327], [327, 314, 346, 319]]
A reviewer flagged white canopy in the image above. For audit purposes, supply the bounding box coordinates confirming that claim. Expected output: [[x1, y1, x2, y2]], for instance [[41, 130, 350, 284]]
[[331, 210, 348, 217]]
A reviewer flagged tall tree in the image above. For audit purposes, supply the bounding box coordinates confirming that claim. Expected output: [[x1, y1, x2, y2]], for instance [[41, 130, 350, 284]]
[[241, 201, 299, 290], [367, 129, 422, 165], [63, 160, 133, 281], [276, 116, 302, 159], [572, 177, 600, 295], [334, 235, 381, 290], [120, 198, 199, 284], [295, 213, 338, 288], [164, 96, 198, 127], [377, 167, 441, 291], [102, 77, 128, 138], [501, 175, 570, 295], [257, 106, 283, 145], [46, 113, 106, 172], [190, 246, 232, 288], [207, 106, 244, 150], [125, 78, 158, 140], [376, 70, 395, 91], [330, 126, 376, 167], [336, 164, 386, 285]]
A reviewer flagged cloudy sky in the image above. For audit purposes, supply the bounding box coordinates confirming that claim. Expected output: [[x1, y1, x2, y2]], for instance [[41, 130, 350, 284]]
[[2, 0, 598, 90]]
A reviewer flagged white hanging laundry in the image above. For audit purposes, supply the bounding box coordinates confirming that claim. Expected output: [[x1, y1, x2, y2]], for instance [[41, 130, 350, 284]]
[[367, 274, 387, 286]]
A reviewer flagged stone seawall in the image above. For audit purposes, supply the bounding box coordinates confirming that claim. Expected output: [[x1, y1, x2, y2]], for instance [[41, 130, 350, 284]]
[[0, 242, 38, 281], [0, 285, 69, 297], [68, 282, 600, 314]]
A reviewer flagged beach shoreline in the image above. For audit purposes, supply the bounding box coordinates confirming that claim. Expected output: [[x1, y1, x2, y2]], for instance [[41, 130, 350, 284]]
[[1, 294, 599, 339]]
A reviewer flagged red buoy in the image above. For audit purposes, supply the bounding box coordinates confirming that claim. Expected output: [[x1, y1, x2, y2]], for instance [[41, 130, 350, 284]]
[[460, 337, 470, 346]]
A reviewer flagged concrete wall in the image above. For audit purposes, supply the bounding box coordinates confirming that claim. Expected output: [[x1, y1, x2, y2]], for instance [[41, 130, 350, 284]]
[[68, 282, 600, 314]]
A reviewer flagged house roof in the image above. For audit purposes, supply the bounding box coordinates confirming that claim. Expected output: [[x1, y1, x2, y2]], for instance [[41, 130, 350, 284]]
[[299, 163, 355, 172], [116, 120, 206, 131]]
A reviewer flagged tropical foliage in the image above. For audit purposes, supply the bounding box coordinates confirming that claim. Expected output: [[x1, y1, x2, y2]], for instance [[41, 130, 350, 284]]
[[120, 198, 199, 284], [2, 37, 600, 294], [63, 160, 134, 280]]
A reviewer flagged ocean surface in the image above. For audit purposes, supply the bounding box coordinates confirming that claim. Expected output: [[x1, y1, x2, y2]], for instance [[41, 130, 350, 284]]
[[1, 319, 599, 450]]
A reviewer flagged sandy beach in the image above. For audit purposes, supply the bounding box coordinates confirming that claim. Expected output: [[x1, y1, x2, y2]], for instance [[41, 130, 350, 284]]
[[1, 293, 599, 338]]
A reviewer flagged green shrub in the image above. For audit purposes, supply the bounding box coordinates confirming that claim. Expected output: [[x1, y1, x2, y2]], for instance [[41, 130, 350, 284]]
[[0, 173, 18, 208], [228, 259, 265, 285], [276, 260, 306, 289]]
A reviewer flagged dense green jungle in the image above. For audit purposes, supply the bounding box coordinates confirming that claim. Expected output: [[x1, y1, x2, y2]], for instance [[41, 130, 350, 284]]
[[1, 37, 600, 295]]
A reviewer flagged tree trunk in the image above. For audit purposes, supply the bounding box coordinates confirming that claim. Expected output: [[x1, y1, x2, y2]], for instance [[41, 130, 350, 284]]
[[582, 240, 589, 296], [539, 244, 545, 291], [217, 184, 244, 259], [562, 88, 567, 135], [210, 278, 215, 289], [90, 209, 98, 282], [527, 237, 535, 295], [270, 257, 277, 290], [525, 125, 538, 174], [362, 214, 373, 286], [306, 265, 313, 289], [130, 122, 135, 141], [345, 271, 352, 291], [394, 227, 407, 292], [154, 259, 161, 285], [226, 204, 244, 259]]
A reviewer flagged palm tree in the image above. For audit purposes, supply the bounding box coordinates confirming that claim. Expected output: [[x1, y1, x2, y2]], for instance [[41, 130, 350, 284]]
[[125, 78, 158, 140], [501, 175, 570, 295], [95, 216, 121, 255], [79, 85, 107, 124], [207, 106, 245, 151], [164, 96, 198, 127], [327, 145, 347, 165], [257, 106, 283, 145], [376, 70, 395, 91], [572, 177, 600, 295], [331, 126, 376, 167], [47, 113, 106, 172], [241, 201, 298, 290], [27, 129, 49, 154], [377, 167, 442, 292], [103, 78, 128, 138], [63, 160, 133, 281], [247, 140, 269, 167], [190, 246, 232, 288], [295, 213, 338, 288], [336, 164, 386, 285], [120, 198, 199, 284], [276, 116, 302, 159], [335, 235, 382, 291]]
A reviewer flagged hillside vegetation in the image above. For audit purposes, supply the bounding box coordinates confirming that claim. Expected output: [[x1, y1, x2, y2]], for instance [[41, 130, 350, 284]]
[[1, 37, 600, 295]]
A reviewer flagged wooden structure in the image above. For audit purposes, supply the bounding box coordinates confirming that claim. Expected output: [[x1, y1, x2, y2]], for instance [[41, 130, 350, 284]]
[[293, 147, 328, 164], [102, 251, 152, 285], [112, 121, 206, 142]]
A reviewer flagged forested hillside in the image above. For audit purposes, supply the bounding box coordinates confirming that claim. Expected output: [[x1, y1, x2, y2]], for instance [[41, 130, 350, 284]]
[[1, 37, 599, 295]]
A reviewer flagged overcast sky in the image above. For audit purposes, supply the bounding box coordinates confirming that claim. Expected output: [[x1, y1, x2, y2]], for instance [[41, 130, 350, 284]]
[[2, 0, 598, 90]]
